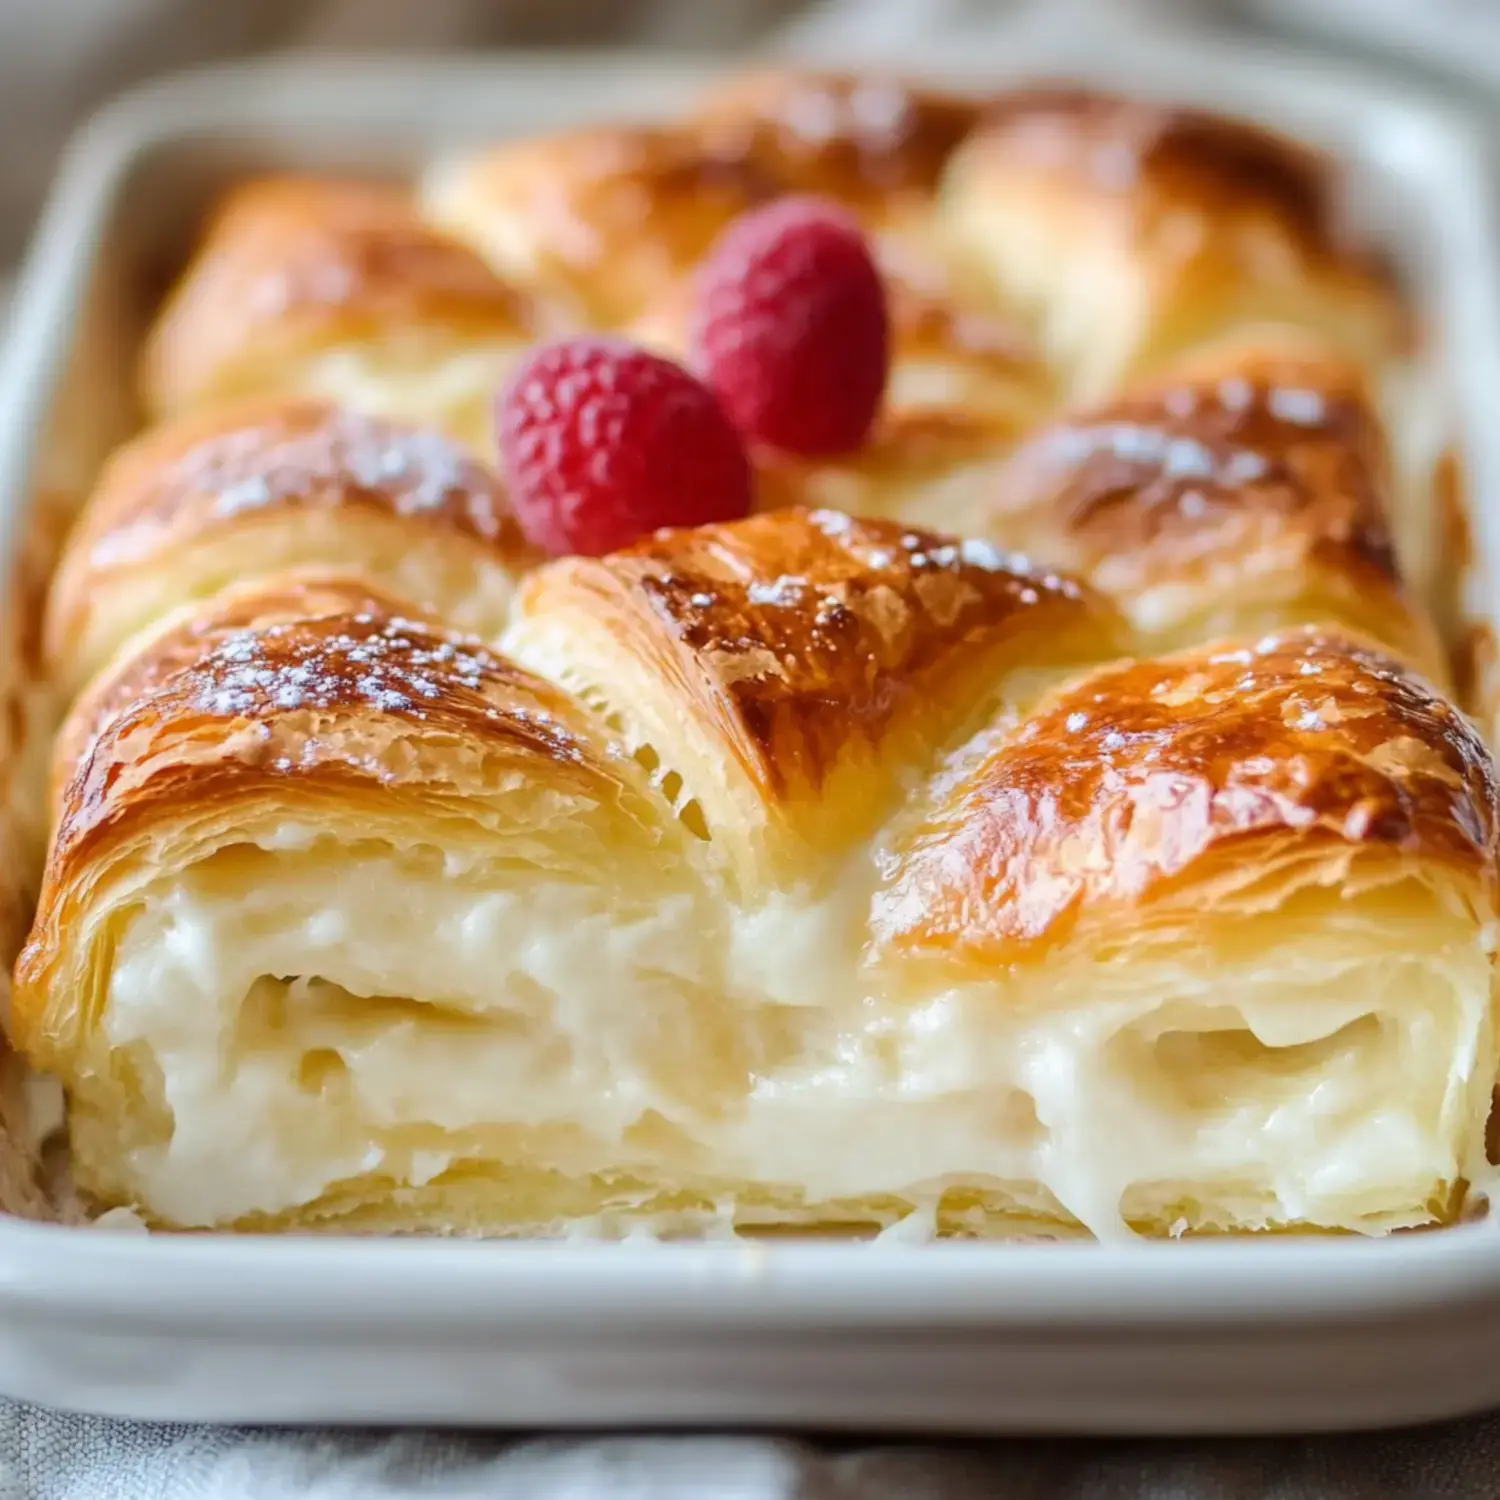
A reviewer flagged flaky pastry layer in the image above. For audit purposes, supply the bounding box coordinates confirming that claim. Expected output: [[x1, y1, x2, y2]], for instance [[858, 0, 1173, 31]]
[[13, 73, 1484, 1243], [979, 334, 1448, 680], [15, 511, 1498, 1240], [44, 397, 534, 698], [141, 178, 540, 453], [129, 74, 1426, 603]]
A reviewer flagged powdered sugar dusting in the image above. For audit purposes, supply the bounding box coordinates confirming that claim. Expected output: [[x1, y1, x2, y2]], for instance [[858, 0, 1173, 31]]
[[202, 411, 500, 530], [636, 510, 1099, 714], [186, 614, 503, 724], [96, 407, 518, 570], [804, 509, 1069, 598]]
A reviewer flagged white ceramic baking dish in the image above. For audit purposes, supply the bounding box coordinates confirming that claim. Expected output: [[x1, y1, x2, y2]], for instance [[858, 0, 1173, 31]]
[[4, 16, 1500, 1433]]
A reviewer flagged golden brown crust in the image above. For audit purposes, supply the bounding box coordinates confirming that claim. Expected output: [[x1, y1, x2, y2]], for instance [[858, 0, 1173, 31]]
[[942, 88, 1408, 397], [50, 574, 413, 810], [61, 396, 526, 564], [536, 506, 1120, 798], [1041, 348, 1391, 570], [965, 87, 1374, 270], [425, 71, 983, 328], [423, 125, 779, 327], [874, 628, 1498, 966], [45, 397, 537, 694], [688, 69, 984, 220], [141, 177, 537, 416], [508, 508, 1126, 889], [981, 339, 1446, 676]]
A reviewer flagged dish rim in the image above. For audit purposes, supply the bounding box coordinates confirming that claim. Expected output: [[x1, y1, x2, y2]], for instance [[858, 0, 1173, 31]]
[[2, 36, 1500, 1426]]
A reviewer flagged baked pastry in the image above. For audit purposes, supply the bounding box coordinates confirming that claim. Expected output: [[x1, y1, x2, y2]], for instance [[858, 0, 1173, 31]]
[[48, 573, 414, 814], [588, 75, 1054, 522], [12, 71, 1486, 1243], [500, 508, 1125, 898], [417, 74, 1419, 543], [18, 579, 692, 1231], [685, 68, 986, 230], [426, 77, 1055, 519], [16, 508, 1496, 1237], [140, 178, 539, 453], [940, 88, 1408, 402], [871, 629, 1497, 1236], [421, 124, 778, 329], [44, 397, 534, 700], [18, 509, 1124, 1231], [977, 335, 1449, 680], [422, 71, 978, 323]]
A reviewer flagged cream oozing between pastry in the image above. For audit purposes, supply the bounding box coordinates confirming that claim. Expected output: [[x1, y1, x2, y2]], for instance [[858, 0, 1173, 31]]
[[96, 820, 1491, 1238], [274, 342, 522, 456], [19, 74, 1483, 1239]]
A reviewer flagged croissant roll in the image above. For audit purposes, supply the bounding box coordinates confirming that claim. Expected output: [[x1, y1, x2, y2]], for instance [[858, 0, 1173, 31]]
[[140, 178, 539, 452], [18, 599, 725, 1230], [940, 89, 1407, 403], [420, 125, 779, 328], [872, 628, 1499, 1237], [979, 337, 1448, 682], [505, 514, 1121, 1035], [44, 397, 536, 700], [503, 506, 1126, 901]]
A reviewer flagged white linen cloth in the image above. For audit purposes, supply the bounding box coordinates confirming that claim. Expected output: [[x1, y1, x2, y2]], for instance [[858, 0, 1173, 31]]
[[10, 1416, 1500, 1497], [4, 0, 1500, 1494]]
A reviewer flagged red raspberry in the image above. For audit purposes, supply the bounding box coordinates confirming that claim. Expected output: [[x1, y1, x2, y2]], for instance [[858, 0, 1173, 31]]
[[495, 337, 753, 557], [690, 196, 889, 457]]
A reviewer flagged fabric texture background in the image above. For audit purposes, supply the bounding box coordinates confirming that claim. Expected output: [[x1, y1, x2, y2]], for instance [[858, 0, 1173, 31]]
[[9, 1415, 1500, 1498], [3, 0, 1500, 1493]]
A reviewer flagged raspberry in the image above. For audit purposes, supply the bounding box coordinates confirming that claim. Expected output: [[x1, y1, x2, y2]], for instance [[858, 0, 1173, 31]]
[[495, 337, 753, 557], [690, 196, 889, 457]]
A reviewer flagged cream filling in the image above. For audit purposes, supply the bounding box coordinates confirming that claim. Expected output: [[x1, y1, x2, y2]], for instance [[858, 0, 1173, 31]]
[[100, 840, 1492, 1236], [288, 343, 523, 458]]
